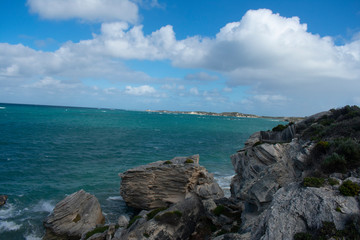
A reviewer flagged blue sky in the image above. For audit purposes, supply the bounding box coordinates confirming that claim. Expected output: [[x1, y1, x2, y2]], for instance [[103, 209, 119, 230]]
[[0, 0, 359, 116]]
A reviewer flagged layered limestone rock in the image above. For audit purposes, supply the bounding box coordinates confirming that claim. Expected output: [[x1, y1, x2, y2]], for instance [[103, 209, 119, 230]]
[[231, 138, 313, 211], [254, 181, 360, 240], [119, 154, 224, 210], [44, 189, 105, 240]]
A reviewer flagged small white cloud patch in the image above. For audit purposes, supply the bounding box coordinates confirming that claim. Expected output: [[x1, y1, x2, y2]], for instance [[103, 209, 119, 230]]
[[125, 85, 156, 96]]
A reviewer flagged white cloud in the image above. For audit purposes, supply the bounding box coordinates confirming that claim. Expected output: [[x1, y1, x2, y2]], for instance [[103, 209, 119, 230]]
[[125, 85, 156, 96], [27, 0, 139, 23], [25, 76, 79, 89], [2, 8, 360, 115], [189, 87, 199, 95], [185, 72, 218, 81]]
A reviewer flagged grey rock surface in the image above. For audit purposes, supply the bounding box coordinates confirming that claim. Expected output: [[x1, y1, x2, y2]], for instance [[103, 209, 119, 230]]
[[254, 182, 360, 240], [44, 189, 105, 240], [230, 139, 311, 211], [116, 195, 203, 240], [120, 155, 224, 210]]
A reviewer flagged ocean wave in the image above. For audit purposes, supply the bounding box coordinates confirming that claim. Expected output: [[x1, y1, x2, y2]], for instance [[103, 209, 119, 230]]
[[0, 107, 5, 109], [25, 234, 42, 240], [0, 221, 22, 232], [0, 203, 16, 219], [106, 196, 123, 201], [32, 200, 55, 213], [214, 174, 234, 197]]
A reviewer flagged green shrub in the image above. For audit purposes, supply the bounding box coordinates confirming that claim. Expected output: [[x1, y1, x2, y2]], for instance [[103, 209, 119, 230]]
[[163, 160, 172, 164], [253, 141, 263, 147], [272, 124, 288, 132], [339, 180, 360, 196], [154, 211, 182, 225], [328, 178, 339, 186], [213, 205, 225, 216], [143, 233, 150, 238], [147, 207, 168, 220], [303, 177, 325, 188], [321, 153, 347, 173], [333, 138, 360, 168], [317, 140, 330, 152], [293, 232, 312, 240], [85, 225, 109, 239], [335, 207, 342, 213], [128, 215, 142, 228], [185, 158, 194, 164]]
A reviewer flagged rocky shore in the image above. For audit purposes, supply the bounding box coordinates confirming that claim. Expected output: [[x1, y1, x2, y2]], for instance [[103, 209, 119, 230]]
[[44, 106, 360, 240]]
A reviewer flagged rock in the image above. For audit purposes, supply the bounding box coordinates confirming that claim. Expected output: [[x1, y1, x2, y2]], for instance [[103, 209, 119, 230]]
[[117, 215, 129, 228], [119, 155, 223, 210], [115, 194, 203, 240], [0, 195, 8, 206], [230, 139, 310, 211], [44, 189, 105, 240], [260, 124, 296, 144], [253, 182, 360, 240]]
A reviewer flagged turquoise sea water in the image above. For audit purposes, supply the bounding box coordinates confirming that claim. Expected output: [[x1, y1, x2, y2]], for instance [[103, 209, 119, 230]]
[[0, 103, 284, 239]]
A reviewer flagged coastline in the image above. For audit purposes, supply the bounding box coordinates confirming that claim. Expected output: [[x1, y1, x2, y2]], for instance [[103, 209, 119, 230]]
[[146, 109, 304, 122]]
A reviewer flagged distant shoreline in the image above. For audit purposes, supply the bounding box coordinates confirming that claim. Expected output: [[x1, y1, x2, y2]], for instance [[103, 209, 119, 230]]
[[146, 110, 304, 122]]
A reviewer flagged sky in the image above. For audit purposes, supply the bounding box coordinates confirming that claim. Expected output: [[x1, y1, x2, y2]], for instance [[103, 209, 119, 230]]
[[0, 0, 359, 116]]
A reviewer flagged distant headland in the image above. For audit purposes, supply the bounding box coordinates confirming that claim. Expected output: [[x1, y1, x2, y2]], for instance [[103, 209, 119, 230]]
[[146, 109, 304, 122]]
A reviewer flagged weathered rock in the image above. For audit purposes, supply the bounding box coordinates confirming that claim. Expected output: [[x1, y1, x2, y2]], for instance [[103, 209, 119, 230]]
[[260, 124, 296, 144], [115, 194, 203, 240], [0, 195, 8, 206], [253, 182, 360, 240], [230, 139, 312, 211], [117, 215, 129, 228], [44, 189, 105, 240], [120, 155, 224, 210]]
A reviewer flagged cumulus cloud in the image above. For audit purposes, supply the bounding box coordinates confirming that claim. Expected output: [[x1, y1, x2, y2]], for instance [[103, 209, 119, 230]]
[[2, 8, 360, 115], [125, 85, 156, 96], [27, 0, 139, 23]]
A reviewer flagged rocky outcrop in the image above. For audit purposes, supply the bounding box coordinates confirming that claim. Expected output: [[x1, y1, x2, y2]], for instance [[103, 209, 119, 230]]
[[0, 195, 8, 206], [119, 155, 224, 210], [229, 107, 360, 239], [260, 124, 296, 143], [44, 189, 105, 240], [254, 181, 360, 240], [231, 139, 312, 211], [116, 194, 203, 240]]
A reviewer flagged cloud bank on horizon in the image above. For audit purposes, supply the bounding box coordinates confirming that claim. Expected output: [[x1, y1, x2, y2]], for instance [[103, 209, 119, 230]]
[[0, 0, 359, 116]]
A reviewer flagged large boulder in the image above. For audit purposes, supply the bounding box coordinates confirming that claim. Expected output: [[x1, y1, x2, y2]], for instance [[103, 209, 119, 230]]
[[253, 182, 360, 240], [44, 189, 105, 240], [119, 155, 224, 210], [0, 195, 8, 206]]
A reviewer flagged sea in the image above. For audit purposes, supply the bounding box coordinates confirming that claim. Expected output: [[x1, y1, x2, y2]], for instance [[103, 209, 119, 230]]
[[0, 103, 284, 239]]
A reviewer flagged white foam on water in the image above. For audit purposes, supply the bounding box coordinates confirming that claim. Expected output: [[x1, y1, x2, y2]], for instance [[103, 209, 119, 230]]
[[214, 174, 235, 198], [0, 107, 5, 109], [0, 203, 15, 219], [32, 200, 55, 213], [106, 196, 123, 201], [25, 234, 42, 240], [0, 221, 22, 232]]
